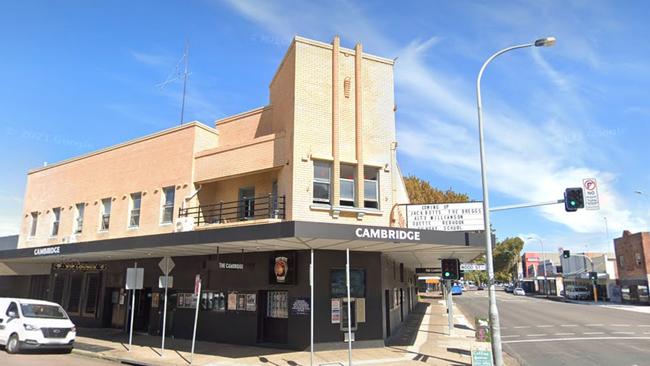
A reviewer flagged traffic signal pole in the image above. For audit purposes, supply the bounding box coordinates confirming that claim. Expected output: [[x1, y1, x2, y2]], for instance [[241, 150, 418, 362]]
[[446, 281, 454, 335]]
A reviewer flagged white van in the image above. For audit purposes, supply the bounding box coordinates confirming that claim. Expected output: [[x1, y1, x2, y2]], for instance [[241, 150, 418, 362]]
[[565, 285, 592, 300], [0, 298, 76, 353]]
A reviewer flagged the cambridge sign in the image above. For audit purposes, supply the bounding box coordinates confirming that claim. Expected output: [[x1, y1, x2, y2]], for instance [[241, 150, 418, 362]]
[[354, 227, 421, 241], [34, 246, 61, 256]]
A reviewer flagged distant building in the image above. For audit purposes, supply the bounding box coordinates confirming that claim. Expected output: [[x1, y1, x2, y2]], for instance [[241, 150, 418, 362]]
[[560, 251, 618, 302], [520, 252, 559, 295], [614, 230, 650, 304]]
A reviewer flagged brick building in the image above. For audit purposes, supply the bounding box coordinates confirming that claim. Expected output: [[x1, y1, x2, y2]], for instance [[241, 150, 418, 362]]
[[614, 230, 650, 304], [0, 36, 485, 349]]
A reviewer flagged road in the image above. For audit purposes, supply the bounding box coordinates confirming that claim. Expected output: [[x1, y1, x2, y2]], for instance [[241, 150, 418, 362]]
[[0, 350, 116, 365], [454, 290, 650, 366]]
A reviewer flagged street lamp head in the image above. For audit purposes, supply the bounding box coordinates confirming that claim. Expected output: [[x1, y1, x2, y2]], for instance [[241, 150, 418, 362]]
[[534, 37, 557, 47], [634, 190, 644, 195]]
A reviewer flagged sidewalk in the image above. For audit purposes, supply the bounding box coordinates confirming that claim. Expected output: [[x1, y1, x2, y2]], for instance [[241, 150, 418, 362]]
[[71, 297, 502, 366]]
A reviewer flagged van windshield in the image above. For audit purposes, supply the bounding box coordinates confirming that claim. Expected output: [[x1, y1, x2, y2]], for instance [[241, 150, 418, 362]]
[[20, 303, 68, 319], [573, 287, 589, 292]]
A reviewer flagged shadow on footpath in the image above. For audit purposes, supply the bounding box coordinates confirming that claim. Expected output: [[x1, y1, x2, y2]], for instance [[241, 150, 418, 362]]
[[385, 302, 430, 347]]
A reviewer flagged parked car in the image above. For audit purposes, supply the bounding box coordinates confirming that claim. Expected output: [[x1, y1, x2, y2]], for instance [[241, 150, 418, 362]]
[[477, 285, 485, 291], [513, 287, 526, 296], [565, 285, 591, 300], [451, 284, 464, 295], [505, 285, 514, 293], [0, 298, 76, 354]]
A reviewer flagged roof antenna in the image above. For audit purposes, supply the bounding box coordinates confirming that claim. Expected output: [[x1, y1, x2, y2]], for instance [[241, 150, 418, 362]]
[[157, 40, 190, 126]]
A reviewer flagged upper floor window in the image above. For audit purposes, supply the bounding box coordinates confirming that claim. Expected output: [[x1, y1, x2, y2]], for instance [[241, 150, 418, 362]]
[[74, 203, 84, 234], [100, 198, 111, 231], [636, 253, 642, 266], [340, 164, 356, 207], [364, 166, 379, 209], [29, 212, 38, 237], [619, 255, 625, 269], [161, 186, 175, 224], [313, 161, 331, 204], [51, 207, 61, 236], [129, 193, 142, 228]]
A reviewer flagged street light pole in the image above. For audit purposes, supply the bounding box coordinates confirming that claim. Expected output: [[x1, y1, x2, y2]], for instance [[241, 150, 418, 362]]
[[476, 37, 556, 366]]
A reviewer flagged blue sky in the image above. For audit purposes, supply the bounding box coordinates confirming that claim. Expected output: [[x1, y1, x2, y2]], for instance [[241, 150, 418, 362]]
[[0, 1, 648, 253]]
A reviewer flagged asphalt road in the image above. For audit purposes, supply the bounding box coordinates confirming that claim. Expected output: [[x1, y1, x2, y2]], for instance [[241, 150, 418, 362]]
[[0, 349, 116, 365], [454, 290, 650, 366]]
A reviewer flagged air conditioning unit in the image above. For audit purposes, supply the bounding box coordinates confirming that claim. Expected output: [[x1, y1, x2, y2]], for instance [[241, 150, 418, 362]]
[[175, 217, 195, 232]]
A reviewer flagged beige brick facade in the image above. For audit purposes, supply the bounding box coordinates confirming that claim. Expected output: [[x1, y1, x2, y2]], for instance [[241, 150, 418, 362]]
[[17, 36, 408, 249]]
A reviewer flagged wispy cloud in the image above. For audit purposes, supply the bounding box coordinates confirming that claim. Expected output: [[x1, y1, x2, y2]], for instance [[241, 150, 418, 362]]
[[223, 1, 648, 246]]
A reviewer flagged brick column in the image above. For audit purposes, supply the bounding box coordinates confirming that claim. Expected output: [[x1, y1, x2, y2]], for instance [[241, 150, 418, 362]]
[[354, 43, 364, 209], [331, 36, 340, 207]]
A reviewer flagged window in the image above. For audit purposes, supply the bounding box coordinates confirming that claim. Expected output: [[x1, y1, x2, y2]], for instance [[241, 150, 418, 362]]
[[161, 186, 175, 224], [267, 291, 288, 318], [313, 161, 332, 204], [83, 273, 101, 316], [201, 291, 226, 311], [364, 166, 379, 209], [619, 255, 625, 269], [51, 208, 60, 236], [29, 212, 38, 237], [129, 193, 142, 228], [100, 198, 111, 231], [636, 253, 643, 266], [6, 302, 19, 317], [67, 274, 83, 314], [74, 203, 84, 234], [340, 164, 356, 207]]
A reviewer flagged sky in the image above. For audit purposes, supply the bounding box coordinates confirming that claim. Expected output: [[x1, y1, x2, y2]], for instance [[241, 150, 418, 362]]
[[0, 1, 648, 254]]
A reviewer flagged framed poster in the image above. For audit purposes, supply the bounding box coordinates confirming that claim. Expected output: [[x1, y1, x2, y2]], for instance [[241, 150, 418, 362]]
[[270, 251, 297, 284], [227, 292, 237, 310], [246, 294, 256, 312], [331, 298, 341, 324]]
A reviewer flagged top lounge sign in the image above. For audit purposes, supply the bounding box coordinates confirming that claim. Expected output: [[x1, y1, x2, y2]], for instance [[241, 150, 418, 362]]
[[406, 202, 485, 231], [34, 246, 61, 256]]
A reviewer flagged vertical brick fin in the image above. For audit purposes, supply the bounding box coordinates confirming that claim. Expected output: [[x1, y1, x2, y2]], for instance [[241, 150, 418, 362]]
[[331, 36, 341, 207], [354, 43, 364, 209]]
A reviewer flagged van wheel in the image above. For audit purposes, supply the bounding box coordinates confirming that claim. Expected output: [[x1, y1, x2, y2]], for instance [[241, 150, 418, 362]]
[[6, 334, 20, 354]]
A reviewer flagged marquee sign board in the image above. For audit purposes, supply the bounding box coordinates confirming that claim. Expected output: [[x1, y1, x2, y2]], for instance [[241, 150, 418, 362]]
[[406, 202, 485, 231]]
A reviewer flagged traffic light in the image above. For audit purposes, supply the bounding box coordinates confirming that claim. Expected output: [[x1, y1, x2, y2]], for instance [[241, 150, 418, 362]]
[[562, 250, 570, 259], [564, 188, 585, 212], [441, 258, 460, 280]]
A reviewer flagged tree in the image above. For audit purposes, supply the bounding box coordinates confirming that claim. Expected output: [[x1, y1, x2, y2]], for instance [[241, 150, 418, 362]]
[[404, 175, 470, 204], [492, 237, 524, 282]]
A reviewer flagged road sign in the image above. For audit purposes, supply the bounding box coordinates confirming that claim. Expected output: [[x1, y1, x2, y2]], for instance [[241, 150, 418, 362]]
[[125, 267, 144, 290], [159, 275, 174, 289], [460, 263, 486, 271], [406, 202, 485, 231], [582, 178, 600, 210], [158, 256, 175, 275]]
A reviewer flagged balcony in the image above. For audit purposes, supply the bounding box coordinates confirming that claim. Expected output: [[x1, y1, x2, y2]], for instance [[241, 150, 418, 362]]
[[179, 194, 286, 228]]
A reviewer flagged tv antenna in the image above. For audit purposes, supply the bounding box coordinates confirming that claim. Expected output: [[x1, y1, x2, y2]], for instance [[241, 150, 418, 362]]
[[156, 40, 190, 125]]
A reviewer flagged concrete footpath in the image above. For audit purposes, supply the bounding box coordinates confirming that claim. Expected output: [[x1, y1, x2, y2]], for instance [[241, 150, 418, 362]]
[[71, 297, 512, 366]]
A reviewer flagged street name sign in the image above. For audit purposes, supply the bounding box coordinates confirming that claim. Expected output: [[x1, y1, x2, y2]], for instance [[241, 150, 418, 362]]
[[406, 202, 485, 231], [460, 263, 486, 271], [582, 178, 600, 210], [416, 267, 439, 274], [159, 275, 174, 289]]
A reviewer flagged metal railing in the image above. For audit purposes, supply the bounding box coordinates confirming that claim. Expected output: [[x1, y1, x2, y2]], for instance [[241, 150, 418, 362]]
[[179, 194, 286, 226]]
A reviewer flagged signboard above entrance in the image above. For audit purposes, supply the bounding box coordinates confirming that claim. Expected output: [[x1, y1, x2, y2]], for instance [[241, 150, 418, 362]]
[[406, 202, 485, 231]]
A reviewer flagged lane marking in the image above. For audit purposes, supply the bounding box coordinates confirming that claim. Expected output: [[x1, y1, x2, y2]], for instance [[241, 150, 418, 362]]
[[513, 326, 531, 329], [555, 332, 575, 336], [503, 336, 650, 344], [502, 335, 520, 338], [612, 332, 635, 335], [526, 334, 548, 337], [639, 325, 650, 327], [610, 324, 631, 327], [560, 324, 578, 327], [536, 325, 553, 328], [583, 332, 604, 335], [644, 332, 650, 335], [585, 324, 603, 326]]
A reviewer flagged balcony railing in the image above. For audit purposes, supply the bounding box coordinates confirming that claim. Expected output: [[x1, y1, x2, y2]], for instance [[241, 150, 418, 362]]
[[179, 194, 286, 226]]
